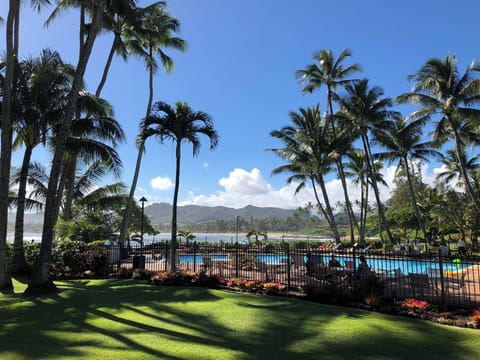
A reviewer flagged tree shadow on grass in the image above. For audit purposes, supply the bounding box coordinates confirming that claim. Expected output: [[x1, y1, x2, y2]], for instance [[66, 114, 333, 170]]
[[1, 280, 480, 359]]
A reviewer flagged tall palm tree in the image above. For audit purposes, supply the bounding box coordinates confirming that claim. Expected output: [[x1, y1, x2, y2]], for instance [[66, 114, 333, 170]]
[[334, 79, 398, 243], [397, 54, 480, 212], [118, 4, 186, 249], [53, 93, 125, 221], [270, 105, 352, 243], [8, 49, 73, 274], [27, 0, 107, 294], [375, 116, 440, 238], [1, 1, 53, 288], [140, 101, 218, 271], [296, 49, 361, 243]]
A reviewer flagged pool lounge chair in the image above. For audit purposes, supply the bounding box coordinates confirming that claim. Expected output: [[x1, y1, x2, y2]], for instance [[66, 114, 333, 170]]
[[408, 273, 438, 298], [445, 272, 466, 293]]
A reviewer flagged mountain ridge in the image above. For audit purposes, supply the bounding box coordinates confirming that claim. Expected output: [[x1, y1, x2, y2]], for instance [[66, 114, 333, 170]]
[[145, 202, 296, 224]]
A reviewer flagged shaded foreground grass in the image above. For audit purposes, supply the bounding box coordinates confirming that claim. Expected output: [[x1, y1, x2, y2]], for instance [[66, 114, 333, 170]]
[[1, 279, 480, 360]]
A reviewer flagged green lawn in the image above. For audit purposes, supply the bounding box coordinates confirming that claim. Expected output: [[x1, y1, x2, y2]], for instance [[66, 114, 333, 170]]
[[1, 279, 480, 360]]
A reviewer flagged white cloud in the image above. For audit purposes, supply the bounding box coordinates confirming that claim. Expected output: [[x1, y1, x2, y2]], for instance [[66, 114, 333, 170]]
[[202, 162, 209, 169], [150, 176, 174, 191], [173, 162, 449, 210]]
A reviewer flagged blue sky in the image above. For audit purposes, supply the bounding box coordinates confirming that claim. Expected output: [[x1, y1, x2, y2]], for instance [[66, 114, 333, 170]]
[[1, 0, 478, 210]]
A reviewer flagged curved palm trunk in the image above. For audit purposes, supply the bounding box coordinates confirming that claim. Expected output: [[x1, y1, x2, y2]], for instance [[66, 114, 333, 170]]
[[170, 142, 182, 271], [11, 145, 33, 274], [317, 174, 341, 243], [362, 134, 393, 243], [327, 92, 358, 244], [95, 39, 116, 97], [60, 156, 77, 221], [27, 1, 106, 293], [310, 177, 330, 224], [359, 177, 367, 245], [451, 126, 480, 212], [119, 47, 155, 248], [0, 0, 19, 290], [403, 156, 426, 237]]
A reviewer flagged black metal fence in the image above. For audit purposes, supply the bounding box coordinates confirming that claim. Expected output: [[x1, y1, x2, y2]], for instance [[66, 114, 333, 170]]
[[110, 242, 480, 307]]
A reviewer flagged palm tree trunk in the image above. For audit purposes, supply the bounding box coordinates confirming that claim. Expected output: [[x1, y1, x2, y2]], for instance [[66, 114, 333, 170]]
[[317, 174, 341, 243], [95, 39, 116, 97], [451, 126, 480, 212], [310, 177, 331, 226], [119, 46, 156, 248], [403, 157, 426, 237], [362, 134, 393, 243], [11, 145, 33, 275], [170, 142, 182, 271], [327, 92, 358, 243], [27, 1, 106, 293], [0, 0, 19, 290]]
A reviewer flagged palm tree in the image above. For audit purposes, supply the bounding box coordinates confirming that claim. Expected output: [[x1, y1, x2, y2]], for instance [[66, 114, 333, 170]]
[[375, 116, 440, 238], [246, 229, 267, 248], [8, 49, 73, 274], [296, 49, 361, 243], [140, 101, 218, 271], [397, 54, 480, 212], [54, 93, 125, 221], [118, 4, 186, 250], [177, 230, 195, 248], [334, 79, 398, 243], [0, 0, 52, 289], [270, 105, 351, 243], [28, 0, 107, 294]]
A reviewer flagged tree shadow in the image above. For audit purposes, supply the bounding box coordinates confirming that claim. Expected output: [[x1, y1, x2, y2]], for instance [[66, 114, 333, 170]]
[[1, 280, 479, 359]]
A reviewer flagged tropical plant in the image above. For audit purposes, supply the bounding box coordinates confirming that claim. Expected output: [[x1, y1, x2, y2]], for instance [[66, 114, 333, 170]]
[[270, 105, 352, 243], [140, 101, 218, 271], [2, 49, 72, 274], [296, 48, 361, 243], [118, 3, 186, 249], [375, 115, 439, 237], [246, 229, 267, 248], [177, 230, 196, 248], [397, 53, 480, 212], [27, 1, 107, 294], [334, 79, 398, 243]]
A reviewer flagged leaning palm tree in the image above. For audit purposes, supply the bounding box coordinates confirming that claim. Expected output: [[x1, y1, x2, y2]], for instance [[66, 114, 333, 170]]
[[140, 101, 219, 271], [374, 116, 440, 238], [0, 0, 53, 290], [397, 53, 480, 212], [27, 0, 107, 294], [270, 105, 351, 243], [296, 48, 361, 243], [8, 49, 73, 274], [334, 79, 398, 243], [52, 93, 125, 221], [118, 4, 186, 250]]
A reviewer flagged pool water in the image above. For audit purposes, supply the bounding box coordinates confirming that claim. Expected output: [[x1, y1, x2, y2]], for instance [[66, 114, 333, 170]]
[[320, 255, 467, 274], [176, 253, 468, 275]]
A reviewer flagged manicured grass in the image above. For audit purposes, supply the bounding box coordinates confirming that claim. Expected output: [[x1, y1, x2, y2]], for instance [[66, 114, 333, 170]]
[[1, 279, 480, 360]]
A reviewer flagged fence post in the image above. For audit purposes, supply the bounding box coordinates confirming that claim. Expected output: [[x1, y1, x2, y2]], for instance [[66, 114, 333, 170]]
[[438, 252, 446, 306], [286, 242, 291, 291], [235, 242, 239, 278], [193, 241, 197, 272]]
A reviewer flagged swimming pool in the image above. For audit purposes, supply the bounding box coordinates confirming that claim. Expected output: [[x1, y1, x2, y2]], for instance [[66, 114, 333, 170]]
[[178, 255, 228, 264], [175, 253, 468, 274], [320, 255, 468, 274]]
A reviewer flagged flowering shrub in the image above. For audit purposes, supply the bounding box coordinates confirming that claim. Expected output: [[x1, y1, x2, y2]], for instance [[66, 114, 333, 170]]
[[401, 298, 430, 312], [263, 282, 287, 295], [470, 310, 480, 326], [150, 270, 199, 286]]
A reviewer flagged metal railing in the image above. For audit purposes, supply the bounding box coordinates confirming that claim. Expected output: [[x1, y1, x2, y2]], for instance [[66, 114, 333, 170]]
[[111, 242, 480, 307]]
